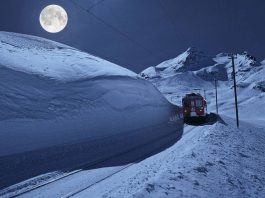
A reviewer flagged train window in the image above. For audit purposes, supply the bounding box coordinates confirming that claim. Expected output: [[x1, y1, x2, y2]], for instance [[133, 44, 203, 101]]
[[191, 101, 195, 107], [196, 100, 203, 107]]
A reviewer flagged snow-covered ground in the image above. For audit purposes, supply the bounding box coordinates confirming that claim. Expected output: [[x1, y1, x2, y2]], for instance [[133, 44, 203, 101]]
[[1, 33, 264, 198], [117, 48, 264, 198], [6, 116, 264, 198], [140, 47, 265, 124], [67, 48, 265, 197], [79, 116, 265, 198], [0, 32, 182, 190]]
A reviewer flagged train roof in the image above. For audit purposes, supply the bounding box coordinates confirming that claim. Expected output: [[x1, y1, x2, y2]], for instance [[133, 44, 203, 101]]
[[183, 93, 204, 100]]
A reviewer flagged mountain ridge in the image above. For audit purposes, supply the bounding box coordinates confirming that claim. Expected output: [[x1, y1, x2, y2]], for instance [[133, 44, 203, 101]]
[[0, 31, 136, 82], [139, 47, 264, 92]]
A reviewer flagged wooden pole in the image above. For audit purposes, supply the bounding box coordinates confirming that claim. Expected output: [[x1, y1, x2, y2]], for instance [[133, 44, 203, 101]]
[[215, 79, 218, 114], [231, 55, 239, 128]]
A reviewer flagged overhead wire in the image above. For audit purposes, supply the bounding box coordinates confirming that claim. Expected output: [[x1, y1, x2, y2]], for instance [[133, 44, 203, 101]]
[[68, 0, 156, 56], [157, 0, 185, 44], [86, 0, 107, 11]]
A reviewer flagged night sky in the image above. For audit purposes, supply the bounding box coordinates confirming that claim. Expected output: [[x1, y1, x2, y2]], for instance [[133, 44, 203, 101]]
[[0, 0, 265, 72]]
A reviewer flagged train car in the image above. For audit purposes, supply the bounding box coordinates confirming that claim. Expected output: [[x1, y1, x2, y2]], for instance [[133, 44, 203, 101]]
[[182, 93, 207, 122]]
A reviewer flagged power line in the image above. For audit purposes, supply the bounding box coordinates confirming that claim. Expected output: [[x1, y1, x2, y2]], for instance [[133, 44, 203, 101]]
[[86, 0, 107, 11], [158, 0, 176, 27], [68, 0, 155, 56], [157, 0, 185, 43]]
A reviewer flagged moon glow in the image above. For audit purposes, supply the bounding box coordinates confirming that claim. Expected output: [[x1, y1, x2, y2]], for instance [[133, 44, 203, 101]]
[[40, 5, 68, 33]]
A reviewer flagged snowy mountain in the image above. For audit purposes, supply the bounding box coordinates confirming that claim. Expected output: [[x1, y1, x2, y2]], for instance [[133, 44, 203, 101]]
[[197, 52, 265, 92], [139, 47, 215, 78], [139, 48, 265, 123]]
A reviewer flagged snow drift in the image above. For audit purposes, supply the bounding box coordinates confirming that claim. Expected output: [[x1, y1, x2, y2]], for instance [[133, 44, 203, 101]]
[[0, 32, 183, 189], [0, 32, 136, 81], [0, 31, 182, 155]]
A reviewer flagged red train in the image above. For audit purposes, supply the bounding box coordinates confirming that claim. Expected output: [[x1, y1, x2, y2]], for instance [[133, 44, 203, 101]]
[[182, 93, 207, 122]]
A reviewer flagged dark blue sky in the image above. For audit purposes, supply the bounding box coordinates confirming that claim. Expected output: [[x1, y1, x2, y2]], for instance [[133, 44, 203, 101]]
[[0, 0, 265, 72]]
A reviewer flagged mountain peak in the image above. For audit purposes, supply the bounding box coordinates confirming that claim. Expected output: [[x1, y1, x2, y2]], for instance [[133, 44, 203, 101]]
[[154, 47, 214, 74], [186, 46, 203, 54]]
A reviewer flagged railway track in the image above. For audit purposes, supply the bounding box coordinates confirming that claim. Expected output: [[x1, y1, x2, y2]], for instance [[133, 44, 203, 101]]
[[3, 128, 182, 198], [62, 164, 132, 198], [64, 125, 196, 198]]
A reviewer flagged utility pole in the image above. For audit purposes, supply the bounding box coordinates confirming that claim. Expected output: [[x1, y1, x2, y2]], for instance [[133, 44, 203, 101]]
[[214, 79, 218, 114], [204, 89, 207, 114], [229, 54, 239, 128]]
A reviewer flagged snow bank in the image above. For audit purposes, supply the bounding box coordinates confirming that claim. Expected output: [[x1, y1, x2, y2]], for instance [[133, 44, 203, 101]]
[[0, 72, 183, 188], [0, 32, 183, 189], [131, 117, 265, 198], [0, 32, 136, 81], [0, 31, 181, 156], [67, 116, 265, 198], [0, 73, 178, 156], [0, 32, 175, 157]]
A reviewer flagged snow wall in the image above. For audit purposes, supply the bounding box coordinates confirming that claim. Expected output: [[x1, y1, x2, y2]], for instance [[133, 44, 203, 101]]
[[0, 67, 183, 188]]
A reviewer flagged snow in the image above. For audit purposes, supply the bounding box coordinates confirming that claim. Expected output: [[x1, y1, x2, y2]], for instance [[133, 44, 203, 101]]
[[139, 47, 214, 78], [139, 48, 265, 124], [0, 31, 177, 157], [1, 35, 265, 198], [107, 48, 265, 198], [0, 77, 178, 156], [139, 66, 157, 79], [195, 64, 229, 81], [130, 117, 265, 198], [21, 116, 263, 198], [0, 31, 136, 81], [0, 32, 182, 190]]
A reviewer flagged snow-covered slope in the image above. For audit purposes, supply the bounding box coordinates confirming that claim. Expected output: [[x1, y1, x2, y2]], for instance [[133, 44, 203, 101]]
[[139, 48, 265, 124], [0, 32, 183, 189], [195, 52, 264, 84], [3, 115, 265, 198], [0, 32, 181, 155], [199, 53, 265, 122], [78, 116, 265, 198], [0, 32, 136, 81], [214, 52, 263, 85], [140, 47, 214, 78]]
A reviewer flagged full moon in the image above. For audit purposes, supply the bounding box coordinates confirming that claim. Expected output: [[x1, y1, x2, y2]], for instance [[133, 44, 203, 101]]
[[40, 5, 68, 33]]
